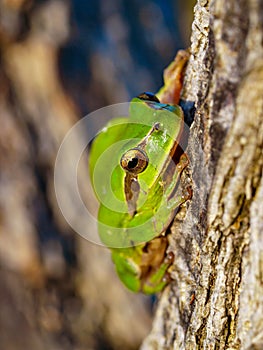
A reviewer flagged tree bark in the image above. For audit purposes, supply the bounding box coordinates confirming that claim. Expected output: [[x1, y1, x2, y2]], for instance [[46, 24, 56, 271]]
[[141, 0, 263, 349]]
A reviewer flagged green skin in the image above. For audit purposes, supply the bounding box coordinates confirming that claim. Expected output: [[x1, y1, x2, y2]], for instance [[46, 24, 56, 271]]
[[89, 96, 188, 294]]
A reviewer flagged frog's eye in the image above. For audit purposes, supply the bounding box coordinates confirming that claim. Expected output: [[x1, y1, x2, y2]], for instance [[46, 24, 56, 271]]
[[137, 92, 160, 103], [120, 148, 149, 175]]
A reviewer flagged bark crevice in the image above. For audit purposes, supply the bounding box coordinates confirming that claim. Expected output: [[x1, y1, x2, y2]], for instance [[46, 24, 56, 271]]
[[141, 0, 263, 349]]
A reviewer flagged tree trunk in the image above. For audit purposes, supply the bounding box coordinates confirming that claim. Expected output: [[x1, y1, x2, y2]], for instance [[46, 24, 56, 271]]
[[141, 0, 263, 349]]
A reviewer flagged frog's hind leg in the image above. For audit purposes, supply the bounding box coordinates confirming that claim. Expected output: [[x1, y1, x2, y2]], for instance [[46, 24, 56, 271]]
[[140, 237, 174, 294], [141, 251, 174, 294]]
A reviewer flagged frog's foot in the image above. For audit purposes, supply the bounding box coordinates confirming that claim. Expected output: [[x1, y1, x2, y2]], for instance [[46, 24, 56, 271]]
[[156, 49, 190, 105]]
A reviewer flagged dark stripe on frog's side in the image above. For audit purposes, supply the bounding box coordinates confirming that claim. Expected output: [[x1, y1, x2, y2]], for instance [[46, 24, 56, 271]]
[[122, 123, 163, 217], [124, 173, 140, 216]]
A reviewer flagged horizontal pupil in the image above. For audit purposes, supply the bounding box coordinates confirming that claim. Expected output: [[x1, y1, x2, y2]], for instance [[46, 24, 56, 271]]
[[128, 157, 138, 169]]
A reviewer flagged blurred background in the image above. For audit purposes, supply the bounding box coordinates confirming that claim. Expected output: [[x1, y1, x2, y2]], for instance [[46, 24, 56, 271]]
[[0, 0, 194, 349]]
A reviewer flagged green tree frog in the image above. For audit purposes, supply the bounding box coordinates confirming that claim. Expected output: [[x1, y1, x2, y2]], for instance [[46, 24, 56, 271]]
[[89, 51, 191, 294]]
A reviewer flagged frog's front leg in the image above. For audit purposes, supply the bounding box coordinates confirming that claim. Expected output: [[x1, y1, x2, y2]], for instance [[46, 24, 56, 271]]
[[112, 237, 175, 295], [139, 237, 174, 294], [156, 49, 190, 105]]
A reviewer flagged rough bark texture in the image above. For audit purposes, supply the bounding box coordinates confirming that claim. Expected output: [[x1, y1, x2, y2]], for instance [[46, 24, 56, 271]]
[[141, 0, 263, 349]]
